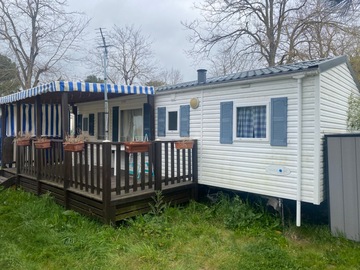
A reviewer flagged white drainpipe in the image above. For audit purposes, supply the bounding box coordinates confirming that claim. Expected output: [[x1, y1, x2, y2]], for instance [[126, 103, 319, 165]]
[[200, 89, 204, 181], [294, 75, 305, 227]]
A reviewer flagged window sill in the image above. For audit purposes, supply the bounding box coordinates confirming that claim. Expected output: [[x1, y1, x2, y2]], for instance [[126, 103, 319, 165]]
[[234, 138, 269, 143]]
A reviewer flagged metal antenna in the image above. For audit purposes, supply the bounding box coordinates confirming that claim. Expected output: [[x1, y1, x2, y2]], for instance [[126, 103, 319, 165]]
[[98, 28, 110, 142]]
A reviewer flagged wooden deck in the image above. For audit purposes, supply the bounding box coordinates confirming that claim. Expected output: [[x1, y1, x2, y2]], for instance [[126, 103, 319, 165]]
[[2, 140, 198, 223]]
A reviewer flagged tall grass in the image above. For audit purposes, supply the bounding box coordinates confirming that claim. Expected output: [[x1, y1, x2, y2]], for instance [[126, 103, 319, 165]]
[[1, 187, 360, 269]]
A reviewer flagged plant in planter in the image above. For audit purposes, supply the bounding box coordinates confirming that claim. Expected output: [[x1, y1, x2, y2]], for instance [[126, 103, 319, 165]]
[[63, 133, 86, 152], [13, 132, 32, 146], [175, 138, 194, 150], [124, 135, 151, 153], [124, 141, 151, 153], [34, 137, 51, 149]]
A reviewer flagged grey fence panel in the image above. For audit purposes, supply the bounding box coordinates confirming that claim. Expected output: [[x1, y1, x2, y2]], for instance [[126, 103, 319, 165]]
[[326, 135, 360, 241], [341, 137, 359, 240], [327, 137, 345, 236]]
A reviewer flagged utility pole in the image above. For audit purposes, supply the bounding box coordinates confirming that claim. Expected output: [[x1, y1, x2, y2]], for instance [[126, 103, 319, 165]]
[[99, 28, 110, 142]]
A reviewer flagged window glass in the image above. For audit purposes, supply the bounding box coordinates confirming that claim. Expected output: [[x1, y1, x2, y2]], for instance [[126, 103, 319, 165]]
[[120, 108, 142, 141], [97, 112, 105, 140], [236, 105, 266, 138], [89, 114, 94, 136], [168, 111, 178, 131], [83, 117, 89, 132]]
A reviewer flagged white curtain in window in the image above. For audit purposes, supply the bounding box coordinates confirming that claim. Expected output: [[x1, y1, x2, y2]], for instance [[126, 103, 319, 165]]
[[121, 109, 142, 141]]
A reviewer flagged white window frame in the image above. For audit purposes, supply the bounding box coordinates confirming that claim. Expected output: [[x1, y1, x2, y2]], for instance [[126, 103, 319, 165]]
[[233, 100, 270, 142], [166, 107, 179, 134]]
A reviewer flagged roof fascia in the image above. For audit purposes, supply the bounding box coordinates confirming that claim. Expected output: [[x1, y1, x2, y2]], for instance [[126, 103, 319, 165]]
[[156, 69, 319, 95]]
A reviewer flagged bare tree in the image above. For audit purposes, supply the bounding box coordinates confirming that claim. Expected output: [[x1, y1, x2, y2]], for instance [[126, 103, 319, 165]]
[[294, 0, 360, 60], [108, 25, 156, 85], [184, 0, 360, 71], [0, 0, 90, 89], [208, 47, 256, 76], [183, 0, 309, 67], [145, 68, 183, 87], [158, 68, 183, 85], [84, 46, 109, 82]]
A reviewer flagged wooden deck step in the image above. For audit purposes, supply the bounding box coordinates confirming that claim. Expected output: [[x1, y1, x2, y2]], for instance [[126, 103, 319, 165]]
[[0, 175, 7, 184], [0, 175, 16, 188]]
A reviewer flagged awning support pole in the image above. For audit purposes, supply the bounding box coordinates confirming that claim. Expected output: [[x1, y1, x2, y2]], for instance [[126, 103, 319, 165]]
[[100, 28, 110, 142]]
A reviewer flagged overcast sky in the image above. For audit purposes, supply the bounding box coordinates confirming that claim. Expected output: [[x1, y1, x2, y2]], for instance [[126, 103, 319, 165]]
[[66, 0, 202, 83]]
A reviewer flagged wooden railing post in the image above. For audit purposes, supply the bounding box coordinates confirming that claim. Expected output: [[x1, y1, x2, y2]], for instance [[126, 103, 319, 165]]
[[15, 102, 21, 184], [192, 140, 199, 200], [35, 95, 43, 194], [15, 144, 21, 177], [1, 104, 6, 167], [102, 142, 114, 224], [36, 148, 42, 195], [148, 142, 154, 189], [154, 141, 162, 191], [63, 151, 71, 209]]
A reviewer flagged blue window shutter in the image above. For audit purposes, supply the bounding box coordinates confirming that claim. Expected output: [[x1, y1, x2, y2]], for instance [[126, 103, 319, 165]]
[[89, 113, 95, 136], [271, 97, 288, 146], [220, 101, 233, 144], [143, 103, 152, 140], [112, 107, 119, 142], [77, 114, 83, 131], [157, 107, 166, 137], [180, 105, 190, 137]]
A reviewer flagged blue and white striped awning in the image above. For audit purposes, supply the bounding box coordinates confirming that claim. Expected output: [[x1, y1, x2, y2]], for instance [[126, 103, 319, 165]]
[[0, 81, 155, 104], [5, 104, 62, 137]]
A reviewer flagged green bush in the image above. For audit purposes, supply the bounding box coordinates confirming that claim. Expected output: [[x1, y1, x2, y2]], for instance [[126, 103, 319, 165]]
[[347, 93, 360, 131], [208, 192, 281, 231]]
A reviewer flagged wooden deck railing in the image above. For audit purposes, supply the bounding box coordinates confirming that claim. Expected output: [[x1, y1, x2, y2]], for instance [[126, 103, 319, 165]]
[[17, 139, 64, 182], [16, 139, 198, 201]]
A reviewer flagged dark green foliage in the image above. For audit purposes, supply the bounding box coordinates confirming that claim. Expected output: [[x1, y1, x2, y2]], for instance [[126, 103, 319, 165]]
[[0, 54, 20, 95], [148, 190, 169, 216], [126, 214, 173, 240], [84, 75, 104, 83], [145, 80, 165, 87], [208, 192, 281, 231]]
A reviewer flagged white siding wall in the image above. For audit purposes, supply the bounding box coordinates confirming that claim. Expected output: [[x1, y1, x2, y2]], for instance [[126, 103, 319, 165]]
[[76, 95, 147, 142], [318, 63, 359, 203], [155, 76, 319, 203], [301, 77, 317, 203], [320, 64, 358, 133]]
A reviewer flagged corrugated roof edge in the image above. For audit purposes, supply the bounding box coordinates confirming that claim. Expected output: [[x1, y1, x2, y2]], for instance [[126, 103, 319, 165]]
[[157, 55, 360, 92]]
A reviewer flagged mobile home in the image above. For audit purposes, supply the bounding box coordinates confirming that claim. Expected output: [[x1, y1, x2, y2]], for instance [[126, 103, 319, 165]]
[[154, 55, 360, 225]]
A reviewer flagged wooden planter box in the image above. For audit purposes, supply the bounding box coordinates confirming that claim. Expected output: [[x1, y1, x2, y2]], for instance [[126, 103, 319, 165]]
[[34, 140, 51, 149], [124, 141, 151, 153], [175, 140, 194, 150], [63, 142, 85, 152], [16, 139, 31, 147]]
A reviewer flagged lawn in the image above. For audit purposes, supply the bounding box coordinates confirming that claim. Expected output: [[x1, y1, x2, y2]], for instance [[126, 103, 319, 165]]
[[1, 187, 359, 270]]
